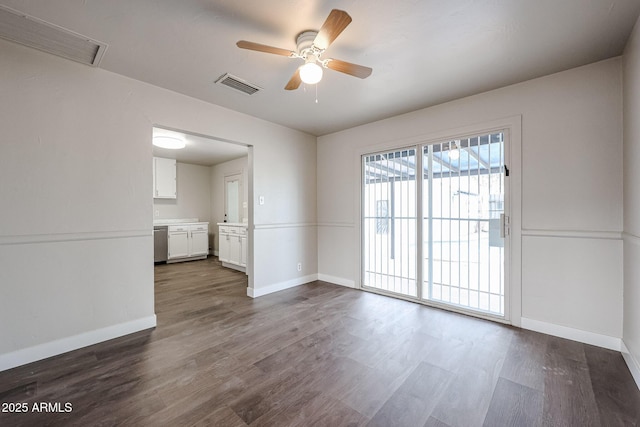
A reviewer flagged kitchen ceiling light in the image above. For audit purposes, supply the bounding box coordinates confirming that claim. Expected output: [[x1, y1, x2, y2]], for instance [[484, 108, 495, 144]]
[[153, 135, 186, 150], [299, 61, 323, 85]]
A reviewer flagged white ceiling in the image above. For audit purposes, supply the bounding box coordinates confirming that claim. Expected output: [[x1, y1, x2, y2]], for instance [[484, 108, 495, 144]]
[[152, 127, 248, 167], [2, 0, 639, 136]]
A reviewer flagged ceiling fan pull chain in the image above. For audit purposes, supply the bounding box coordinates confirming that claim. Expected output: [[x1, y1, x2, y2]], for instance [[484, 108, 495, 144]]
[[315, 84, 319, 104]]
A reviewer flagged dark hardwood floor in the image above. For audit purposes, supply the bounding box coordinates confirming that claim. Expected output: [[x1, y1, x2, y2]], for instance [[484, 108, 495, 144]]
[[1, 257, 639, 426]]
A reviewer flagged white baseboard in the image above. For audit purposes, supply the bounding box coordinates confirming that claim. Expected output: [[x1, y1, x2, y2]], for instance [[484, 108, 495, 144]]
[[247, 274, 319, 298], [622, 341, 640, 391], [317, 274, 357, 289], [0, 315, 157, 372], [520, 317, 621, 351], [221, 261, 246, 273]]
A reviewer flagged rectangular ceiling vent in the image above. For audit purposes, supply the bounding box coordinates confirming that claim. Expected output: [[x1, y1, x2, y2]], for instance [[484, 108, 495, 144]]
[[215, 73, 262, 95], [0, 4, 108, 66]]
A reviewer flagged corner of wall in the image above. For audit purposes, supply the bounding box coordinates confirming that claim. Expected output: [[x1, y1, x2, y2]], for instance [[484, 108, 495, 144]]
[[622, 340, 640, 390], [317, 274, 356, 289], [0, 315, 156, 372], [622, 12, 640, 392], [247, 274, 319, 298], [520, 317, 621, 351]]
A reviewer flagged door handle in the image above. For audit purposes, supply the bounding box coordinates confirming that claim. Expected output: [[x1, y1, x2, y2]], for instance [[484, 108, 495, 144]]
[[500, 214, 510, 238]]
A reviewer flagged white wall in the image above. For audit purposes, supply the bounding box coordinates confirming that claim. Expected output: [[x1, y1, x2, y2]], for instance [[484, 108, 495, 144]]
[[623, 15, 640, 386], [252, 132, 318, 295], [318, 58, 623, 346], [154, 161, 212, 223], [210, 156, 249, 254], [0, 38, 317, 371]]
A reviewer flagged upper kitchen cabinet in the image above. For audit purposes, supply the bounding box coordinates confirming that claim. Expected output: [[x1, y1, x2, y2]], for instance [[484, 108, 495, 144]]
[[153, 157, 176, 199]]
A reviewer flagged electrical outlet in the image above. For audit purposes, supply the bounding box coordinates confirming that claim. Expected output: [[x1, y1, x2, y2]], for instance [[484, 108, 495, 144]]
[[154, 210, 160, 217], [297, 262, 302, 272]]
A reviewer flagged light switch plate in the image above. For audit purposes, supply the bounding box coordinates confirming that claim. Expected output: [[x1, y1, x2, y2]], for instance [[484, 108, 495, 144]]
[[259, 196, 265, 205]]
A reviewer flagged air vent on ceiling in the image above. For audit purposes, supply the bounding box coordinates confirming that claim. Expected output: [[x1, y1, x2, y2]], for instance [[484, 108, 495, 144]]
[[0, 4, 107, 66], [215, 73, 262, 95]]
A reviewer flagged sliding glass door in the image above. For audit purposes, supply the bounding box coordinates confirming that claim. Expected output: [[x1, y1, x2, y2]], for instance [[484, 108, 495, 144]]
[[362, 131, 508, 318], [423, 132, 507, 316], [362, 148, 417, 298]]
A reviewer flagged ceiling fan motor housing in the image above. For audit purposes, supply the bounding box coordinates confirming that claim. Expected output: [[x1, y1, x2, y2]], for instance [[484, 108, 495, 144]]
[[296, 31, 320, 57]]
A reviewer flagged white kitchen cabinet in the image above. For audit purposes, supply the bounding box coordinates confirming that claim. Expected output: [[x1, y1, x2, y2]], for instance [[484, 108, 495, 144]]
[[153, 157, 176, 199], [218, 224, 247, 272], [240, 235, 247, 267], [189, 224, 209, 257], [167, 223, 209, 262], [229, 233, 242, 265], [168, 226, 189, 259], [219, 229, 230, 263]]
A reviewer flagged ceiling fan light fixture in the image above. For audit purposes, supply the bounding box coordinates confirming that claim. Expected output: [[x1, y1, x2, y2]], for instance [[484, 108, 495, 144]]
[[299, 61, 323, 85], [153, 135, 186, 150]]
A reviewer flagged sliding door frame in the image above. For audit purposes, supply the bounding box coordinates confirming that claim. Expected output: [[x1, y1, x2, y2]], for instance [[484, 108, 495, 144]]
[[355, 116, 522, 326]]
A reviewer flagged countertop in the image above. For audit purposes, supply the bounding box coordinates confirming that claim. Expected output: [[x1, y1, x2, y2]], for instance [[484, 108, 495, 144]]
[[154, 218, 207, 226]]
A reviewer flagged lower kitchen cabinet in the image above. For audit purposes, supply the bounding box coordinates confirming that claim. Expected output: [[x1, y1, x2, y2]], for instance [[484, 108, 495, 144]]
[[168, 223, 209, 262], [240, 235, 247, 266], [189, 225, 209, 256], [168, 227, 189, 259], [218, 224, 247, 272]]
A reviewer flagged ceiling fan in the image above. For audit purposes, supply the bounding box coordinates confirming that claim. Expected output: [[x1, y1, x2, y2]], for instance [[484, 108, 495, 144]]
[[236, 9, 372, 90]]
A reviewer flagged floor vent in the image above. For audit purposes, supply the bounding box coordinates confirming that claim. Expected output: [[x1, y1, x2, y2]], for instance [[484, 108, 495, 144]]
[[215, 73, 262, 95], [0, 4, 107, 66]]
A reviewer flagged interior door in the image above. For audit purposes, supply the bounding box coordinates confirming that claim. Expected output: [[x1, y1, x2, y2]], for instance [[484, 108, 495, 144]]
[[225, 174, 242, 223]]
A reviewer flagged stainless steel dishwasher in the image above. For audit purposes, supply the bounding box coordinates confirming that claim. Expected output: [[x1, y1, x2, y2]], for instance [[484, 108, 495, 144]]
[[153, 226, 168, 263]]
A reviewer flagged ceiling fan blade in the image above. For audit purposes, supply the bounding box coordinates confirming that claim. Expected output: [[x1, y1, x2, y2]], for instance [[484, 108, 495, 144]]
[[236, 40, 295, 57], [285, 68, 302, 90], [313, 9, 352, 50], [326, 59, 372, 79]]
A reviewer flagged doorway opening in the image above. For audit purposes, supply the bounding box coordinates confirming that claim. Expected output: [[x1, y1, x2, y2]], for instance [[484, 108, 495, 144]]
[[151, 126, 253, 295]]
